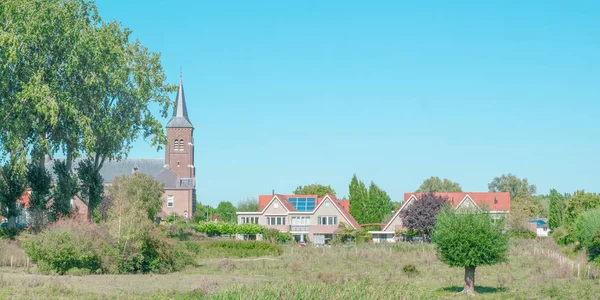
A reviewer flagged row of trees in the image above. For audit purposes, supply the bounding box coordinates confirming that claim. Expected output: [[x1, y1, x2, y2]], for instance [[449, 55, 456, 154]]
[[549, 190, 600, 264], [0, 0, 174, 227], [349, 175, 393, 225]]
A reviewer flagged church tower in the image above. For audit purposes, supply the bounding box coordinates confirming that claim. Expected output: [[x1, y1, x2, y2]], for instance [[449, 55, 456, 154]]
[[165, 76, 195, 179]]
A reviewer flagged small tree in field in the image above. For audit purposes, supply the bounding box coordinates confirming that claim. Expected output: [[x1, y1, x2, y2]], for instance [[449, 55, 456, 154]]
[[431, 208, 508, 294], [399, 192, 449, 237]]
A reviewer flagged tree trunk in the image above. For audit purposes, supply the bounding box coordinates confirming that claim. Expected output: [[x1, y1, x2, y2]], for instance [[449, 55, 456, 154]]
[[462, 266, 476, 294]]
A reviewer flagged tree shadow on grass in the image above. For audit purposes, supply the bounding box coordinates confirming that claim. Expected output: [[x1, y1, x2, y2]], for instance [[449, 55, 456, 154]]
[[440, 286, 507, 294]]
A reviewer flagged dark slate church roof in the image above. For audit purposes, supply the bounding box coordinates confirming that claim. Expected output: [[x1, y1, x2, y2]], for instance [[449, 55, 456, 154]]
[[166, 76, 193, 128], [44, 158, 193, 189]]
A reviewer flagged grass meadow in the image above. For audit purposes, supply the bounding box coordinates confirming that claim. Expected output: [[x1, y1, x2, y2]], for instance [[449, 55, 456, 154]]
[[0, 238, 598, 299]]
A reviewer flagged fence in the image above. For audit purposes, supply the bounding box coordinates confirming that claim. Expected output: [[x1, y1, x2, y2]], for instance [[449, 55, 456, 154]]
[[533, 246, 598, 280]]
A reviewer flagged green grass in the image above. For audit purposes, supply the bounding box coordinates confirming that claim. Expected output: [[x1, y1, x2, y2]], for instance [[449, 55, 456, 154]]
[[0, 239, 598, 299]]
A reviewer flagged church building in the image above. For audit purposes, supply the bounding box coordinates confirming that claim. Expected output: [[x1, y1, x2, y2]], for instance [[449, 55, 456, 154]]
[[38, 76, 197, 220]]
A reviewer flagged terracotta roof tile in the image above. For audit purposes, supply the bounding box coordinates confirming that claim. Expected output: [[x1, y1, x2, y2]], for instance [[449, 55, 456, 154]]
[[403, 192, 511, 211]]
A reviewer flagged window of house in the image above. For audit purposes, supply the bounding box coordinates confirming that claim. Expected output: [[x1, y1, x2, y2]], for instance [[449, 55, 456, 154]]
[[317, 216, 338, 225], [325, 201, 330, 207], [291, 216, 310, 225], [240, 217, 259, 224], [267, 216, 285, 225], [167, 195, 174, 207], [273, 202, 279, 208]]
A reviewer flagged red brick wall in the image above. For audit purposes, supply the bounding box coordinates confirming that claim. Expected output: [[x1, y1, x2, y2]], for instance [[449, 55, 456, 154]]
[[162, 189, 193, 219], [165, 127, 194, 178]]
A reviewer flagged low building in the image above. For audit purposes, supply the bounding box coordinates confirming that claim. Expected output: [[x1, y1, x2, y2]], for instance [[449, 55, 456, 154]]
[[236, 194, 358, 245], [369, 192, 511, 242], [528, 218, 549, 237]]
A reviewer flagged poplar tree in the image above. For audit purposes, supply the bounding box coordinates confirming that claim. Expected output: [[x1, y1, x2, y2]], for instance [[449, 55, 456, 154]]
[[549, 189, 565, 229], [349, 174, 369, 224], [367, 182, 393, 223]]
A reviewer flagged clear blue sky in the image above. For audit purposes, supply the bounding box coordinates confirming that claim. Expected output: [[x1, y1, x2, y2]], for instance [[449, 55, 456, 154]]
[[97, 1, 599, 207]]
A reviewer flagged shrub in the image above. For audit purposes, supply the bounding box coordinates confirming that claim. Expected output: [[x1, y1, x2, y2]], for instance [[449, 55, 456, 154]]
[[197, 222, 224, 236], [551, 226, 569, 245], [196, 222, 264, 236], [263, 229, 293, 244], [402, 264, 419, 277], [588, 230, 600, 263], [198, 240, 283, 258], [23, 219, 103, 274]]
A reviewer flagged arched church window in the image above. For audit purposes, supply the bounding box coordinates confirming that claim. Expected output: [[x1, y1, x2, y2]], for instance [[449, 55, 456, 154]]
[[174, 139, 179, 150], [179, 139, 184, 151]]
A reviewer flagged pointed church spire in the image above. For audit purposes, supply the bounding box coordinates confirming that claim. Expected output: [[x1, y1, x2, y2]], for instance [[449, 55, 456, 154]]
[[166, 74, 193, 128]]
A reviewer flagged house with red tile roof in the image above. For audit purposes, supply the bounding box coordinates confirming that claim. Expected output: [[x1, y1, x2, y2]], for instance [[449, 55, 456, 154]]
[[369, 192, 511, 243], [237, 193, 359, 245], [2, 189, 88, 225]]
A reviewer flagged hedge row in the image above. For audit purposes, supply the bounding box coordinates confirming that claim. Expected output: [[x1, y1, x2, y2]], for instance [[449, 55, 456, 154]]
[[196, 222, 263, 236]]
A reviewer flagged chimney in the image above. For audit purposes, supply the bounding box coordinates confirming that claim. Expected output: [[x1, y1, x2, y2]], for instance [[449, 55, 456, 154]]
[[272, 189, 275, 196]]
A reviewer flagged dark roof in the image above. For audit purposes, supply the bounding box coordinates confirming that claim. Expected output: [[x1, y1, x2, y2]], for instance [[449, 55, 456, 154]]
[[154, 167, 179, 188], [45, 158, 165, 183], [166, 76, 193, 128]]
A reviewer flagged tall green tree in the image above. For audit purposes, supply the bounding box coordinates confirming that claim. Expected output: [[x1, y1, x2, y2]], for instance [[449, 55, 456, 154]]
[[349, 174, 369, 224], [488, 174, 540, 217], [549, 189, 566, 229], [237, 197, 259, 212], [293, 184, 336, 197], [0, 0, 75, 163], [416, 176, 462, 193], [432, 208, 509, 294], [77, 158, 104, 220], [366, 182, 393, 223], [26, 158, 53, 232], [217, 201, 237, 223], [564, 190, 600, 228], [488, 174, 536, 199], [51, 160, 79, 220], [0, 159, 27, 229], [108, 173, 164, 221]]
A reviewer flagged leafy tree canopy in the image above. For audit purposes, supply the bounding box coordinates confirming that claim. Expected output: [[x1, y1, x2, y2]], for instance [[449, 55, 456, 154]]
[[366, 182, 393, 224], [416, 176, 462, 193], [549, 189, 566, 229], [293, 184, 336, 197], [488, 173, 536, 199], [489, 174, 540, 217], [349, 174, 369, 224], [564, 190, 600, 226], [400, 192, 449, 235], [237, 198, 259, 212], [216, 201, 237, 223], [432, 208, 509, 294], [0, 159, 27, 229], [108, 172, 164, 221]]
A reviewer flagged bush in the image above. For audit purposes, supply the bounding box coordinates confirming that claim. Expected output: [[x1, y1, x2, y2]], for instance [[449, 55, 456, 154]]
[[23, 219, 103, 274], [24, 218, 196, 275], [196, 222, 264, 236], [588, 230, 600, 263], [198, 240, 283, 258], [263, 229, 293, 244], [402, 264, 419, 277], [551, 226, 569, 245]]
